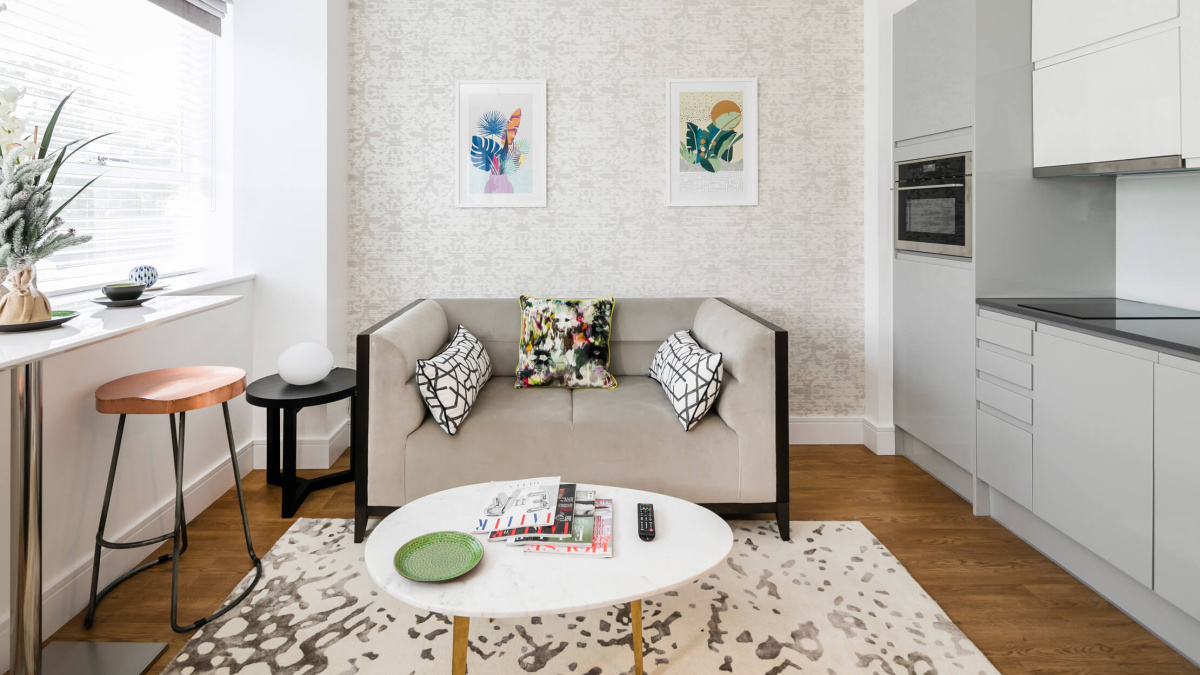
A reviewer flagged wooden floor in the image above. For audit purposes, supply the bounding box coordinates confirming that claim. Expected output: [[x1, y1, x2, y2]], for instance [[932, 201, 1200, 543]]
[[46, 445, 1198, 674]]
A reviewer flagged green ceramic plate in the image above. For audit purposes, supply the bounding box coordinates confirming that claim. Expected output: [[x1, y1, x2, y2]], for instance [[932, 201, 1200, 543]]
[[394, 531, 484, 582]]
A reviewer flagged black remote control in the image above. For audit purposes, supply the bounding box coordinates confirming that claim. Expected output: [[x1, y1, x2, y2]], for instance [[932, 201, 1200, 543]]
[[638, 503, 656, 541]]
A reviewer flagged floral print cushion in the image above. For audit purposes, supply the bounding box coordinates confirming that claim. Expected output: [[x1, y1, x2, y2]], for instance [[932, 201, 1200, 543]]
[[515, 295, 618, 389]]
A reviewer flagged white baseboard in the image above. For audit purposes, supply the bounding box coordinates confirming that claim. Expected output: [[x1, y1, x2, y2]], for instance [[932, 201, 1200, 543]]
[[789, 416, 895, 455], [252, 417, 350, 470], [0, 442, 253, 674]]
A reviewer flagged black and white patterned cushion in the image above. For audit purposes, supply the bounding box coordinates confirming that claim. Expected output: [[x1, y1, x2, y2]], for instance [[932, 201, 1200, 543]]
[[416, 325, 492, 435], [648, 330, 723, 431]]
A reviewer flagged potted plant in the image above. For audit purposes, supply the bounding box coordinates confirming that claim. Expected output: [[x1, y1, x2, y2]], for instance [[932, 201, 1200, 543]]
[[0, 87, 108, 324]]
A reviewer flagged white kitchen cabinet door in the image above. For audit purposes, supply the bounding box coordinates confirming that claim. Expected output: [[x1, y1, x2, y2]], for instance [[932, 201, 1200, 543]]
[[893, 0, 975, 143], [1033, 331, 1154, 587], [894, 259, 977, 472], [1033, 29, 1181, 169], [1154, 363, 1200, 621], [1032, 0, 1179, 63]]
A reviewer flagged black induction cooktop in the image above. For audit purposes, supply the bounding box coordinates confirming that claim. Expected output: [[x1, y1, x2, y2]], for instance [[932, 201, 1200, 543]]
[[1017, 298, 1200, 320]]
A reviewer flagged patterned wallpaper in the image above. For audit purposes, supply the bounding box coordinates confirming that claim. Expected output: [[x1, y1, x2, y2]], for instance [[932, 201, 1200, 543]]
[[347, 0, 864, 416]]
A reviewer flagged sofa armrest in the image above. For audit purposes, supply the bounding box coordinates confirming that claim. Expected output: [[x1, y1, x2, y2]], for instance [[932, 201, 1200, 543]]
[[692, 298, 788, 504], [356, 299, 449, 516]]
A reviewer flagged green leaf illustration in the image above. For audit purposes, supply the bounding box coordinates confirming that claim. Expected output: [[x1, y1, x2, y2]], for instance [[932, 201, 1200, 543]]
[[714, 110, 742, 132]]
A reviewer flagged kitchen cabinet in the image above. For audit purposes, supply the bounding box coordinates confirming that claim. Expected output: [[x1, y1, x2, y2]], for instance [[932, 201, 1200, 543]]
[[894, 258, 976, 472], [893, 0, 975, 143], [1032, 0, 1179, 63], [1153, 362, 1200, 621], [1033, 29, 1181, 170], [1032, 331, 1154, 587]]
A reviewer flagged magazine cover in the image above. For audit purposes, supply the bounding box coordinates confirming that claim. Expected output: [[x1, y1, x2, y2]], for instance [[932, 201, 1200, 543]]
[[489, 483, 577, 542], [472, 476, 560, 534], [524, 497, 612, 557]]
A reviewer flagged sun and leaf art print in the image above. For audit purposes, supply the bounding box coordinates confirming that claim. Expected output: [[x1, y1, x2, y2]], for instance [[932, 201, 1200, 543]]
[[667, 79, 757, 206], [678, 93, 744, 174], [470, 107, 530, 194]]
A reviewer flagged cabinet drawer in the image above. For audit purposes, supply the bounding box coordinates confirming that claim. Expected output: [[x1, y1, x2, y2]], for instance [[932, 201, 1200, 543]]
[[977, 316, 1033, 355], [977, 348, 1033, 390], [977, 378, 1033, 424], [977, 410, 1033, 510]]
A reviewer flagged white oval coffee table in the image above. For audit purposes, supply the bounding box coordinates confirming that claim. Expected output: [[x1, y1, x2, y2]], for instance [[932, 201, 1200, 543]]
[[364, 483, 733, 675]]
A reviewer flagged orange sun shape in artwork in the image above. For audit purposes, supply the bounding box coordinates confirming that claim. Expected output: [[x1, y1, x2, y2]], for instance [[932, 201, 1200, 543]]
[[710, 100, 742, 125]]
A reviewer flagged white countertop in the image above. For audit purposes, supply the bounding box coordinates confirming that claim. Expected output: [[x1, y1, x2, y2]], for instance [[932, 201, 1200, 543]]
[[363, 483, 734, 619], [0, 294, 242, 370]]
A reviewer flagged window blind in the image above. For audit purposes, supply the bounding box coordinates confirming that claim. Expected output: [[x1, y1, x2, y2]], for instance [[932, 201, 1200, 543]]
[[0, 0, 216, 292], [146, 0, 228, 37]]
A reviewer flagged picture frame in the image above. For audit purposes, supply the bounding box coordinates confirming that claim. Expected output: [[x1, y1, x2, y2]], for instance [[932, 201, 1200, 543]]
[[455, 80, 547, 208], [665, 78, 758, 206]]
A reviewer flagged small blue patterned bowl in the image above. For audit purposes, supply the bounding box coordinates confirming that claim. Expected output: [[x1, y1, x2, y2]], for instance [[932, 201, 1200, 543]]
[[129, 265, 158, 287]]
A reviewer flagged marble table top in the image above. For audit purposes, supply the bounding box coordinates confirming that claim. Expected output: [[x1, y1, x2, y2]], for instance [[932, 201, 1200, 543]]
[[363, 483, 734, 619], [0, 294, 240, 370]]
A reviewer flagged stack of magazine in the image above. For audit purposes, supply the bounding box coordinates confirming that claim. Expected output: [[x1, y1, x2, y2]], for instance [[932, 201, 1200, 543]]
[[471, 477, 613, 558]]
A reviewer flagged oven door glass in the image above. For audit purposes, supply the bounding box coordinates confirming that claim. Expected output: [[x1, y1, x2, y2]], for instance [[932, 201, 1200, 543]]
[[896, 184, 966, 248]]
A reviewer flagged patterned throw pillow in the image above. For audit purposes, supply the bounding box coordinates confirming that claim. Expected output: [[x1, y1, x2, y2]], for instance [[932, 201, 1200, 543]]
[[648, 330, 724, 431], [515, 295, 618, 389], [416, 325, 492, 435]]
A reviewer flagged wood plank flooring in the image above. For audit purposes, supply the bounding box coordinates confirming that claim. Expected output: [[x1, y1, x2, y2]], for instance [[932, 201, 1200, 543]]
[[44, 445, 1199, 674]]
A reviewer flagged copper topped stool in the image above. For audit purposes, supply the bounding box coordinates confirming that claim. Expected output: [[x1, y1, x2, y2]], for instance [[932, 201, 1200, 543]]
[[85, 366, 262, 633]]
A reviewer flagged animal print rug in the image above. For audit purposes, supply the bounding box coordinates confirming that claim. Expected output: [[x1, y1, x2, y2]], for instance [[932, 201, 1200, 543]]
[[162, 518, 999, 674]]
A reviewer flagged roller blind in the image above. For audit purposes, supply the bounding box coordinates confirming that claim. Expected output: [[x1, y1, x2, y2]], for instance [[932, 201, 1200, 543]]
[[146, 0, 228, 36], [0, 0, 216, 292]]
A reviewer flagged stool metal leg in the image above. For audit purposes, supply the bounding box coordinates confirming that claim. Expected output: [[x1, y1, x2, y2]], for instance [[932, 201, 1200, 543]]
[[169, 403, 263, 633], [85, 413, 192, 629]]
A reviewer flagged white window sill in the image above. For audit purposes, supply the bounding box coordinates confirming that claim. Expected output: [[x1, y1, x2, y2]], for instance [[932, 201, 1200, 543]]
[[51, 270, 257, 310]]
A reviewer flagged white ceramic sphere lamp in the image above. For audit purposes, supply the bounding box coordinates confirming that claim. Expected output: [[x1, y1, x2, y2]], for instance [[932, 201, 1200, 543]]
[[277, 342, 334, 386]]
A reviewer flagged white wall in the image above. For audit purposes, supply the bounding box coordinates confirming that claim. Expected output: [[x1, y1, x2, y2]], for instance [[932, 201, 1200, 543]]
[[0, 281, 256, 672], [1115, 172, 1200, 311], [233, 0, 351, 467]]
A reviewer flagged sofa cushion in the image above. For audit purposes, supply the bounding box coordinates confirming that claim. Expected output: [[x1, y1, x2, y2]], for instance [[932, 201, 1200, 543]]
[[568, 376, 741, 503], [515, 295, 617, 389], [648, 330, 724, 431], [415, 325, 492, 435], [405, 377, 572, 501]]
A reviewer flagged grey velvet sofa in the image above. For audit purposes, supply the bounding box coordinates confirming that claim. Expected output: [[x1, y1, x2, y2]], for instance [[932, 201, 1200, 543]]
[[353, 298, 789, 542]]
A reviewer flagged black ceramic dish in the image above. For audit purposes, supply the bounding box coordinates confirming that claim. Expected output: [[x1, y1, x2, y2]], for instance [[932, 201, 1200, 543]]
[[0, 310, 79, 332], [92, 295, 155, 308], [102, 283, 145, 301]]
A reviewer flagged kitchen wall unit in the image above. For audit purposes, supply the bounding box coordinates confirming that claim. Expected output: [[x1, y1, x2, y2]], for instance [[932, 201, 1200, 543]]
[[1033, 328, 1155, 587], [1031, 0, 1200, 173], [1032, 0, 1179, 62], [892, 0, 975, 144], [1153, 358, 1200, 622]]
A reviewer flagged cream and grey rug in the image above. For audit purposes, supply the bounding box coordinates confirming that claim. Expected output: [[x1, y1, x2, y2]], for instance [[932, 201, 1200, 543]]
[[163, 518, 999, 674]]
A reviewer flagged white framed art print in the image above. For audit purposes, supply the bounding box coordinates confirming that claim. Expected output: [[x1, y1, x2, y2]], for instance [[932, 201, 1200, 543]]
[[456, 80, 547, 207], [666, 78, 758, 206]]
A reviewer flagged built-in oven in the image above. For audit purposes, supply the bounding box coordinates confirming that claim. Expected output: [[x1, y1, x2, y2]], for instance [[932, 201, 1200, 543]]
[[895, 152, 972, 258]]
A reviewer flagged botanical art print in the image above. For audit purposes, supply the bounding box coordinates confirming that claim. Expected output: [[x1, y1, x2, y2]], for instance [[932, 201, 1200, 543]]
[[667, 78, 758, 206], [515, 295, 617, 389], [470, 107, 528, 194], [456, 80, 546, 207]]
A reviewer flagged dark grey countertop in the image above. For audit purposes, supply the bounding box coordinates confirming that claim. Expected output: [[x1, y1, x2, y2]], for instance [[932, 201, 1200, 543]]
[[977, 298, 1200, 362]]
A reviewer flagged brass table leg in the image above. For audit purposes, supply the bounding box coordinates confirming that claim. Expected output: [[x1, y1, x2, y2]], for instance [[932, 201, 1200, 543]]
[[452, 616, 469, 675], [631, 600, 644, 675]]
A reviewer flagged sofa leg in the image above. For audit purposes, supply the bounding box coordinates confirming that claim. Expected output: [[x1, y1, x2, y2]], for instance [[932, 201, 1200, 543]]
[[354, 506, 367, 543], [776, 503, 790, 541]]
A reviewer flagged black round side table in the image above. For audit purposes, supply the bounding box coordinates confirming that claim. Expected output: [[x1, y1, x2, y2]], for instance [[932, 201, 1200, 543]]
[[246, 367, 356, 518]]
